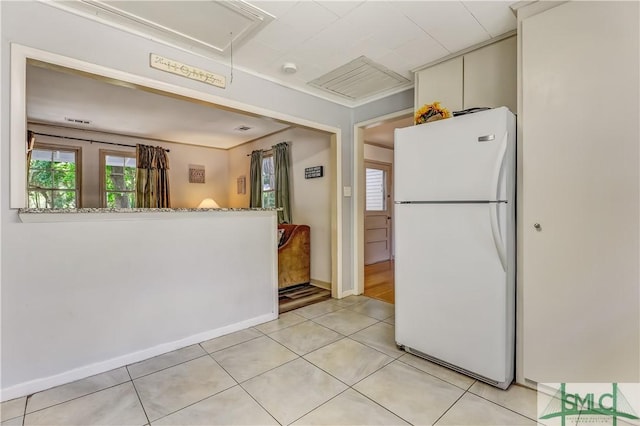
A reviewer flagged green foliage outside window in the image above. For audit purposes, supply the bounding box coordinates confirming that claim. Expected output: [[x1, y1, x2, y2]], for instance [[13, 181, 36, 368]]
[[104, 155, 136, 208], [261, 155, 276, 208], [28, 150, 78, 209]]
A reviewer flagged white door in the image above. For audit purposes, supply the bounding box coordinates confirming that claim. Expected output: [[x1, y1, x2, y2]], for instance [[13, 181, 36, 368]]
[[395, 202, 513, 383], [364, 161, 392, 265], [521, 1, 639, 382]]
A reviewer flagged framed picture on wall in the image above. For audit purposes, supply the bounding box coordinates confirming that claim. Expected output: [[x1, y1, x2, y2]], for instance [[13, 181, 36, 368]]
[[189, 164, 205, 183], [237, 175, 246, 194]]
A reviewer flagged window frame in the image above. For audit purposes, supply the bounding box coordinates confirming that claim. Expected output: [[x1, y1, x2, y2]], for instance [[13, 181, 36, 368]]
[[261, 154, 276, 208], [27, 142, 82, 209], [99, 149, 137, 208]]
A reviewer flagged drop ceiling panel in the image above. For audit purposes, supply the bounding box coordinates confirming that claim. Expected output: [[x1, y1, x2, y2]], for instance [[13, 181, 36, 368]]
[[462, 1, 518, 38], [396, 1, 491, 52], [99, 1, 253, 51], [278, 1, 340, 34], [51, 0, 273, 55], [315, 1, 364, 18]]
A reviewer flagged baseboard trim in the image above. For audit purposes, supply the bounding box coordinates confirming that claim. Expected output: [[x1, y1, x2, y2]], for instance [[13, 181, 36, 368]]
[[340, 289, 356, 298], [310, 279, 331, 290], [0, 312, 277, 402]]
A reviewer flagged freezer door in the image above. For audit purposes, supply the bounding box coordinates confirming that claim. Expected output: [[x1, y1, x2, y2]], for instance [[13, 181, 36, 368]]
[[394, 203, 514, 383], [394, 106, 514, 202]]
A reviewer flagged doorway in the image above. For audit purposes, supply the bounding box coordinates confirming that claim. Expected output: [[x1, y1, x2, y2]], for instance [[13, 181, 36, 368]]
[[354, 109, 413, 303]]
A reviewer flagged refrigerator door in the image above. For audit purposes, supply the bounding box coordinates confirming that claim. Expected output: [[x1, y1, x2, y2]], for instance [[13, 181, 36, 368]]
[[394, 107, 514, 202], [394, 202, 513, 383]]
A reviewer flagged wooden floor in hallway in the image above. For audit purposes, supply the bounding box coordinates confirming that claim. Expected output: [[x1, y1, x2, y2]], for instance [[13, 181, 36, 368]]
[[364, 260, 394, 304]]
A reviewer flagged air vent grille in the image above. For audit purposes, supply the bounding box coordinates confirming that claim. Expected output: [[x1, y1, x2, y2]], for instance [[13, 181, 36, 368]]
[[308, 56, 411, 101], [65, 117, 92, 125]]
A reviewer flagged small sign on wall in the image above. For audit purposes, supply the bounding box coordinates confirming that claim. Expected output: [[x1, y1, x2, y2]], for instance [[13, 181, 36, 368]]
[[150, 54, 226, 88], [305, 166, 324, 179], [189, 164, 205, 184], [237, 176, 246, 194]]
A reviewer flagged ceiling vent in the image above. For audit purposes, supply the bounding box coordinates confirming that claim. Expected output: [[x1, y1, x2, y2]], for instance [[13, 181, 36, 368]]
[[308, 56, 411, 101], [47, 0, 274, 56]]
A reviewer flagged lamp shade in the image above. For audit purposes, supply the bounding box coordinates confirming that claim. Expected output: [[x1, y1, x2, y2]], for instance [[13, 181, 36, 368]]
[[198, 198, 220, 208]]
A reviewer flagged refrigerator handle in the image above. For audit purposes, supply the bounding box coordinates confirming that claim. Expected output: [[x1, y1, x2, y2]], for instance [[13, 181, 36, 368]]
[[490, 131, 508, 272], [491, 131, 508, 201], [490, 203, 507, 271]]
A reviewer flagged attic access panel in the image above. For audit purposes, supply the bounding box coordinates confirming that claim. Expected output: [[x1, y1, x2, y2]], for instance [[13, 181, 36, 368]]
[[308, 56, 412, 101], [50, 0, 274, 55]]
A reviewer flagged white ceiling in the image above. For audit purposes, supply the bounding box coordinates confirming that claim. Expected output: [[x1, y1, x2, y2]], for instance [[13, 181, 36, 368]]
[[30, 0, 517, 148], [49, 0, 518, 106], [238, 0, 516, 104], [27, 63, 291, 149], [364, 115, 414, 148]]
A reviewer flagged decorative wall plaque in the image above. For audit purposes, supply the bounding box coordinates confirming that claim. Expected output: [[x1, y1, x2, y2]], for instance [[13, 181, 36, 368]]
[[189, 164, 205, 184], [237, 176, 246, 194], [305, 166, 324, 179], [150, 54, 226, 88]]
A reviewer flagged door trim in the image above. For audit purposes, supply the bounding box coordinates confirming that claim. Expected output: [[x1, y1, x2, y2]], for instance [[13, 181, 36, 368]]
[[354, 108, 413, 296]]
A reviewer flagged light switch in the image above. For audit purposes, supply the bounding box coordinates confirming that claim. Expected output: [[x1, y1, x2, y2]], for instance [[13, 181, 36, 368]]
[[343, 186, 352, 197]]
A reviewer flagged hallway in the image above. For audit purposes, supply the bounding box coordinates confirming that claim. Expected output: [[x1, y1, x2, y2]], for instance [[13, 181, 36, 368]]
[[364, 260, 395, 304]]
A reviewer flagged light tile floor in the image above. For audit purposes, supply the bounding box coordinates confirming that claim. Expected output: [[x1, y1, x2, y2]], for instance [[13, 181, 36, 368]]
[[1, 296, 538, 426]]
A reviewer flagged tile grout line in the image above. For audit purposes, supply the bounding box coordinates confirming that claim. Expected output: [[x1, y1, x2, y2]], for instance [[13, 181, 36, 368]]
[[129, 351, 210, 381], [466, 390, 539, 422], [126, 366, 151, 426], [236, 381, 283, 425], [21, 394, 30, 426], [431, 387, 470, 425], [19, 377, 131, 417], [349, 386, 415, 425], [146, 354, 242, 424], [394, 356, 476, 392], [287, 387, 353, 425]]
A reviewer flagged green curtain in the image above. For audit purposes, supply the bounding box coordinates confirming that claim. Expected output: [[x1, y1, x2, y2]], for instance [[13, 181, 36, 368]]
[[272, 142, 291, 224], [136, 144, 171, 208], [249, 150, 263, 208]]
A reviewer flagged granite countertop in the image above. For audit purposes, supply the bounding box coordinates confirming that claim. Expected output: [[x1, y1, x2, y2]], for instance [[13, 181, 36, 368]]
[[19, 207, 280, 214]]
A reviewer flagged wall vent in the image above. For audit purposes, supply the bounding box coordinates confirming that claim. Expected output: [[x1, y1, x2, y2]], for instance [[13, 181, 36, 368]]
[[308, 56, 411, 101], [65, 117, 92, 125]]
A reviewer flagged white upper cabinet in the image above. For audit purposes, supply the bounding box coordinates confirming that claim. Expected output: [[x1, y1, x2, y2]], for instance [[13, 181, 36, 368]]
[[414, 36, 516, 115], [415, 57, 463, 113], [463, 37, 516, 112]]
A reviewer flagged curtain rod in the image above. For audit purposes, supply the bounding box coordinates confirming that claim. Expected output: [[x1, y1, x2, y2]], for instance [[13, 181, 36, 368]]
[[246, 148, 273, 157], [32, 132, 170, 152]]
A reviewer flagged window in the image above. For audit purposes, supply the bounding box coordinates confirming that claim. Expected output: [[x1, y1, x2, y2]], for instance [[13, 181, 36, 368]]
[[365, 167, 386, 211], [28, 144, 81, 208], [261, 155, 276, 208], [101, 150, 136, 208]]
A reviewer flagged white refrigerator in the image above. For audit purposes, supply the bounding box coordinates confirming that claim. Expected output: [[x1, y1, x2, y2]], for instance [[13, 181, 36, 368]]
[[394, 106, 516, 389]]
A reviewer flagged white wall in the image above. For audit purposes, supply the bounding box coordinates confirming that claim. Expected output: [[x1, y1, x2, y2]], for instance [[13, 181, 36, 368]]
[[364, 143, 393, 164], [228, 128, 332, 283], [29, 124, 230, 208], [2, 210, 277, 399]]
